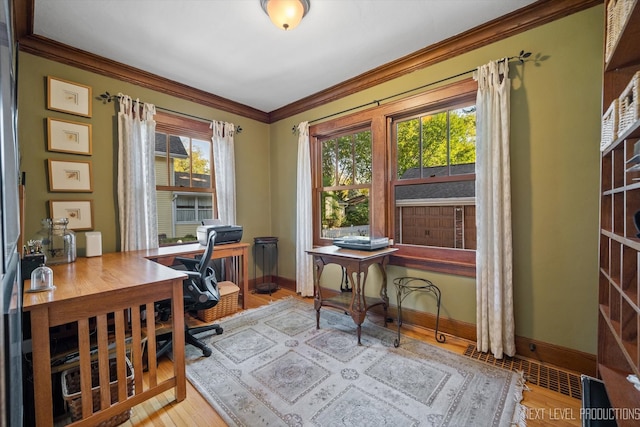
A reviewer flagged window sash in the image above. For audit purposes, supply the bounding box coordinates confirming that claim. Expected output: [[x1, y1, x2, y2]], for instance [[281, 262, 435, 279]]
[[155, 111, 215, 244], [310, 78, 478, 276]]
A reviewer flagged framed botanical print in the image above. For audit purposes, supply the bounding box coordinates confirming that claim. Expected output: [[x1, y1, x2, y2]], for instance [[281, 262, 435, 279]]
[[49, 199, 94, 230], [48, 159, 93, 192], [47, 117, 92, 155], [47, 76, 92, 118]]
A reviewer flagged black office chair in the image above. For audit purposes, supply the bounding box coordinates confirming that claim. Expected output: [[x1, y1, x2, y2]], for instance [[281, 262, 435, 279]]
[[156, 230, 223, 358]]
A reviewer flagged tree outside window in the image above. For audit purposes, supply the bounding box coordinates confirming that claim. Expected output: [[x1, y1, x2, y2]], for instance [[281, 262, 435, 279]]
[[319, 129, 372, 238]]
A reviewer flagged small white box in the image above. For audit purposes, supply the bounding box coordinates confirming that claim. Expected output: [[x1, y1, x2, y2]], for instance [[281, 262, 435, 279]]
[[85, 232, 102, 257]]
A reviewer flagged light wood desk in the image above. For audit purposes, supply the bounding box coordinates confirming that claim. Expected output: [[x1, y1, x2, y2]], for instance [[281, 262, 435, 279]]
[[306, 245, 397, 345], [141, 241, 250, 309], [23, 252, 187, 427]]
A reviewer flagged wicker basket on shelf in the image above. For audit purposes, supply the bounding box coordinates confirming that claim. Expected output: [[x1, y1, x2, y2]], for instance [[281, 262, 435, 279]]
[[61, 357, 134, 427], [601, 99, 619, 151], [618, 71, 639, 135], [197, 281, 240, 322], [605, 0, 634, 63]]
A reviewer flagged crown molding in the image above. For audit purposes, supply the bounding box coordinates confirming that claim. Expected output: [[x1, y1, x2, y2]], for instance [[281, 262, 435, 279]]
[[268, 0, 602, 123], [14, 0, 601, 124]]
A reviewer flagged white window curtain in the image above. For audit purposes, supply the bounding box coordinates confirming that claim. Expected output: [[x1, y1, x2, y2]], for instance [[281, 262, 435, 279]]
[[474, 59, 515, 359], [296, 121, 314, 297], [212, 121, 236, 224], [117, 94, 158, 251]]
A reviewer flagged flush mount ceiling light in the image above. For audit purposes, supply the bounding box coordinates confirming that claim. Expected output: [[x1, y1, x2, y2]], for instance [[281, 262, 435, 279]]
[[260, 0, 310, 31]]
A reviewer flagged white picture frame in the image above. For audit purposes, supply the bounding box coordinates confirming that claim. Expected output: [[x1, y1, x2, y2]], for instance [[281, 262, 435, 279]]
[[48, 159, 93, 192], [47, 76, 92, 118], [47, 117, 92, 155], [49, 200, 94, 230]]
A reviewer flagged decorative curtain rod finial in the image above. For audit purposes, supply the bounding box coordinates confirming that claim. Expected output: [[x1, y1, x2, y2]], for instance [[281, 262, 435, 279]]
[[99, 91, 118, 104], [508, 50, 532, 64]]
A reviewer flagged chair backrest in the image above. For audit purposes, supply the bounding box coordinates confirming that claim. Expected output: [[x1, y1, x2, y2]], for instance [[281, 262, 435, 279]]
[[198, 230, 217, 276], [184, 230, 220, 310]]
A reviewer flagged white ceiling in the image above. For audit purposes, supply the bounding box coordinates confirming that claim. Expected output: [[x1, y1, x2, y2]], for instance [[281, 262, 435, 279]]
[[33, 0, 538, 113]]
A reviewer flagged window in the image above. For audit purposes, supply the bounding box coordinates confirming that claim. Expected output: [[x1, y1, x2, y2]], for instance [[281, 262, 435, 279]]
[[175, 194, 213, 223], [316, 128, 372, 239], [392, 103, 476, 250], [154, 112, 215, 245], [310, 79, 477, 276]]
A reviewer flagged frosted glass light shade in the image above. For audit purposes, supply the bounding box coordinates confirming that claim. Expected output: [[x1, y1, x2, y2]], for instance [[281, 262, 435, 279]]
[[261, 0, 310, 31]]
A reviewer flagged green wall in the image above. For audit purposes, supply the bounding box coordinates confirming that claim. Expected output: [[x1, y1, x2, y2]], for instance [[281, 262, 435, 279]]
[[268, 6, 603, 354], [17, 5, 603, 355], [18, 53, 272, 259]]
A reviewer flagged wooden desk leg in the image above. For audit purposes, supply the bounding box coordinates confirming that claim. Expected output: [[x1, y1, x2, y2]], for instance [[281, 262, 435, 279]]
[[30, 307, 53, 427], [171, 278, 187, 402], [241, 247, 249, 309]]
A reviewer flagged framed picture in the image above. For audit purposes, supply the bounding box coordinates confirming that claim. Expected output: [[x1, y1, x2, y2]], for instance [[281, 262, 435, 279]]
[[49, 200, 93, 230], [48, 159, 93, 192], [47, 76, 92, 118], [47, 117, 92, 155]]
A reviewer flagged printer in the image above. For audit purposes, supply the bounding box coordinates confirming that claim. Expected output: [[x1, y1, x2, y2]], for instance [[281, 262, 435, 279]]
[[197, 219, 243, 245]]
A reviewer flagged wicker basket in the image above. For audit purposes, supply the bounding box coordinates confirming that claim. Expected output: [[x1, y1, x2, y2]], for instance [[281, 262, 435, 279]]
[[197, 281, 240, 322], [605, 0, 634, 63], [605, 0, 619, 62], [601, 99, 619, 151], [618, 71, 639, 135], [61, 357, 134, 427]]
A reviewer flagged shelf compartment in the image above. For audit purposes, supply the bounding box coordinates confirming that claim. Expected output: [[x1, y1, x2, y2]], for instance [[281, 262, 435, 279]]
[[599, 308, 634, 372], [602, 194, 613, 233], [611, 283, 622, 336], [601, 236, 611, 277], [614, 143, 626, 188], [622, 245, 639, 305], [601, 270, 612, 309], [614, 192, 625, 236], [621, 297, 639, 369], [625, 138, 640, 178], [625, 187, 640, 238], [603, 150, 613, 191], [611, 239, 622, 286]]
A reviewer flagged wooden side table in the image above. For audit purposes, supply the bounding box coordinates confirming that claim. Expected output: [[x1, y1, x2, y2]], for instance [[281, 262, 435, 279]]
[[306, 245, 397, 345]]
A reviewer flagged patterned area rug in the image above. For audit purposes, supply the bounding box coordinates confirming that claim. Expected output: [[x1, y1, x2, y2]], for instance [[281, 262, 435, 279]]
[[184, 298, 526, 427]]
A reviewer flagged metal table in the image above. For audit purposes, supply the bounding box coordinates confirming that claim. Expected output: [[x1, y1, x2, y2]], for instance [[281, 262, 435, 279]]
[[393, 276, 445, 347]]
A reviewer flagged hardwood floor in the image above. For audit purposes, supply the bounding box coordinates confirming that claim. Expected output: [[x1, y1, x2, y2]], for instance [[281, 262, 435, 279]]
[[117, 288, 582, 427]]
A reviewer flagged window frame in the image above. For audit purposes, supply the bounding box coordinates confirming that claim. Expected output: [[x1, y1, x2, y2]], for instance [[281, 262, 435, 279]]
[[155, 111, 216, 245], [309, 78, 477, 277], [315, 126, 373, 240]]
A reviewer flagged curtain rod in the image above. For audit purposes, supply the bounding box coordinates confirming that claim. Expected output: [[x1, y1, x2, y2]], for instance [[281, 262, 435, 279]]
[[99, 92, 243, 134], [291, 50, 531, 134]]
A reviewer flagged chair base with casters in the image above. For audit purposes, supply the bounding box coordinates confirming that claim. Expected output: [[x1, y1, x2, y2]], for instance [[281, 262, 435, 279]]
[[156, 320, 223, 358]]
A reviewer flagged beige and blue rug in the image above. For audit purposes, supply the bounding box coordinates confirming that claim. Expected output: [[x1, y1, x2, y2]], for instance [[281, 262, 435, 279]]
[[185, 298, 526, 426]]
